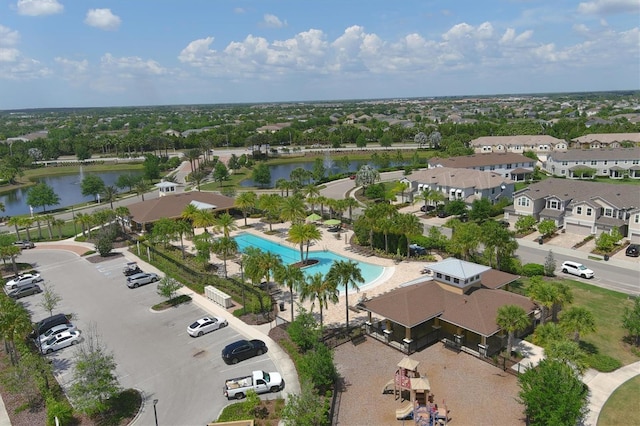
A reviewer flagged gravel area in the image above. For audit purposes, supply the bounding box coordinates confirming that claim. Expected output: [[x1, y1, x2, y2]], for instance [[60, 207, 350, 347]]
[[334, 338, 526, 426]]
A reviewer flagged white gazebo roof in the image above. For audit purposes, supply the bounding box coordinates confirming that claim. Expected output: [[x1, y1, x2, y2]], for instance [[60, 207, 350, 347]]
[[190, 200, 217, 210]]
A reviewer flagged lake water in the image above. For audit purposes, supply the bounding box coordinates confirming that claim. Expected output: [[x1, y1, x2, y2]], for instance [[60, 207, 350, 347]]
[[0, 170, 143, 217], [240, 159, 407, 188]]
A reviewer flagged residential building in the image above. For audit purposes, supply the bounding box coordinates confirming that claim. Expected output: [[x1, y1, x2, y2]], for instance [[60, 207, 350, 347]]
[[544, 148, 640, 179], [505, 178, 640, 239], [571, 133, 640, 149], [428, 152, 535, 181], [359, 258, 536, 355], [400, 167, 514, 206], [469, 135, 567, 159]]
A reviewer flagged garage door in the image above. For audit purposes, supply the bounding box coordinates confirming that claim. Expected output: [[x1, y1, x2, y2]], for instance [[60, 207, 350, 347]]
[[565, 222, 592, 236]]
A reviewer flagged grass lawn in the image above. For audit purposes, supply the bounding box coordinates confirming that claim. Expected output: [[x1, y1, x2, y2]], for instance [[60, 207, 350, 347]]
[[597, 375, 640, 426], [516, 277, 639, 366], [561, 280, 638, 366]]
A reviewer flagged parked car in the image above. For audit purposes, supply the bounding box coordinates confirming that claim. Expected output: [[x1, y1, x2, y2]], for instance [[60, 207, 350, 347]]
[[8, 283, 42, 299], [40, 330, 81, 354], [420, 205, 436, 213], [626, 244, 639, 257], [561, 261, 594, 279], [187, 316, 228, 337], [436, 209, 451, 218], [123, 262, 142, 276], [13, 240, 35, 249], [30, 313, 72, 339], [409, 244, 427, 256], [5, 273, 43, 290], [126, 272, 159, 288], [222, 339, 268, 364], [36, 323, 77, 345]]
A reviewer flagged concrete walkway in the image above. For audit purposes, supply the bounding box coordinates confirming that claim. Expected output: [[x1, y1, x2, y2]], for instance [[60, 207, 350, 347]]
[[583, 361, 640, 426]]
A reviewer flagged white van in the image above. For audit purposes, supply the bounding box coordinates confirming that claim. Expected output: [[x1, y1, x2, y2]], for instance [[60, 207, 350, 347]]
[[561, 261, 594, 279]]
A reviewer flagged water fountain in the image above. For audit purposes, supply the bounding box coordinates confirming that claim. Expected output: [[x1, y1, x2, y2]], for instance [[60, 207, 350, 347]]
[[323, 151, 335, 174]]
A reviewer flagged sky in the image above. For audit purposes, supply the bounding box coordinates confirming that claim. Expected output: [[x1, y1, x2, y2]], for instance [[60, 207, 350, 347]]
[[0, 0, 639, 110]]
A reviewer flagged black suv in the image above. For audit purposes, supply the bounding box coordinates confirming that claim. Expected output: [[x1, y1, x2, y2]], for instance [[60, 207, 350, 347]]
[[222, 339, 267, 364], [626, 244, 639, 257]]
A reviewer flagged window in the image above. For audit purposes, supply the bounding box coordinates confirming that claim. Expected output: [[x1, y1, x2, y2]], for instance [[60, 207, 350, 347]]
[[479, 167, 485, 171], [436, 273, 442, 279], [604, 208, 613, 217], [635, 214, 639, 223], [591, 160, 597, 165], [575, 206, 582, 215], [586, 208, 592, 216], [453, 278, 460, 284], [548, 200, 559, 209], [490, 165, 495, 171], [562, 161, 568, 166], [518, 197, 530, 207], [561, 170, 566, 175], [604, 161, 608, 165], [445, 275, 450, 281]]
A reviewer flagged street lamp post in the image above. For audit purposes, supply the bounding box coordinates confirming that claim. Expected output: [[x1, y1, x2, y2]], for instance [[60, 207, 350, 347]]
[[153, 399, 159, 426], [239, 256, 246, 312]]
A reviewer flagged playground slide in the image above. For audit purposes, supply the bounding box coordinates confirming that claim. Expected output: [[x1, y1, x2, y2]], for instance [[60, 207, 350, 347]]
[[395, 403, 414, 420]]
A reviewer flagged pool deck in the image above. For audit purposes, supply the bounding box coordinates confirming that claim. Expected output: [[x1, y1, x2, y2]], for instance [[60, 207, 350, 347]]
[[189, 217, 440, 329]]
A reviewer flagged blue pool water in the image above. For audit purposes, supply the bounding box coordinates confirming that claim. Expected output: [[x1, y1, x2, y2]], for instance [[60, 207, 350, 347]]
[[234, 233, 385, 286]]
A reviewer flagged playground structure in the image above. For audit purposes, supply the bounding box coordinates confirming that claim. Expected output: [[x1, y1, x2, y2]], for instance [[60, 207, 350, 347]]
[[385, 356, 450, 425]]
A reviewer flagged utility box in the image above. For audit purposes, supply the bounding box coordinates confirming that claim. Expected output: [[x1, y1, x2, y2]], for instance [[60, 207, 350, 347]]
[[204, 286, 233, 308]]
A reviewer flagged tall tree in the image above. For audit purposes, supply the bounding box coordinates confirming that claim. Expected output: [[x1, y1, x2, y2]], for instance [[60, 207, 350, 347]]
[[213, 212, 237, 238], [274, 264, 305, 323], [560, 307, 596, 343], [133, 179, 151, 201], [101, 185, 118, 209], [300, 272, 339, 329], [235, 191, 257, 227], [258, 193, 282, 232], [496, 304, 531, 357], [288, 223, 322, 264], [81, 175, 106, 202], [527, 277, 558, 325], [280, 195, 307, 225], [518, 359, 588, 426], [26, 182, 60, 213], [326, 260, 364, 331]]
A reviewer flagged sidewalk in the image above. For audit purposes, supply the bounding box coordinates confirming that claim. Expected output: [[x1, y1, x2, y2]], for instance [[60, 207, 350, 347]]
[[583, 361, 640, 426]]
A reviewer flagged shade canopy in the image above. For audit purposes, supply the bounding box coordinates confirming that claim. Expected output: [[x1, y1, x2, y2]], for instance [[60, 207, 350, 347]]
[[306, 213, 322, 222], [324, 219, 341, 226]]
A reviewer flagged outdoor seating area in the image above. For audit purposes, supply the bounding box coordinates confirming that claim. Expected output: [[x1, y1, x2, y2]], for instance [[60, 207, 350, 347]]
[[345, 245, 375, 257]]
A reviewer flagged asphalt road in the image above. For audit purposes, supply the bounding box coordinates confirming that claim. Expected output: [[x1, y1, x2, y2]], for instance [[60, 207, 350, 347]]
[[17, 249, 281, 426]]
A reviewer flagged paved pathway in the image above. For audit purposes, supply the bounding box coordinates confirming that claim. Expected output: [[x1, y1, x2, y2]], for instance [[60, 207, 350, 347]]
[[583, 361, 640, 426]]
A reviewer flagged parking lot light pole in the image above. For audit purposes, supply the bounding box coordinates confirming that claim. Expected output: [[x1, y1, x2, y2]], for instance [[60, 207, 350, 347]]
[[153, 399, 159, 426], [239, 256, 246, 311]]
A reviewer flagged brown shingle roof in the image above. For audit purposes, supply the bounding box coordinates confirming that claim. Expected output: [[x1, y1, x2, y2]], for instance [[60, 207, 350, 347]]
[[407, 167, 513, 190], [548, 147, 640, 162], [480, 269, 520, 290], [362, 280, 535, 337], [128, 192, 235, 224]]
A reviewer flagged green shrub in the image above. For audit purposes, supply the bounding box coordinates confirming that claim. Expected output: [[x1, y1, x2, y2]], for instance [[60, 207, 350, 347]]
[[522, 263, 545, 277], [587, 353, 622, 372], [46, 397, 74, 426]]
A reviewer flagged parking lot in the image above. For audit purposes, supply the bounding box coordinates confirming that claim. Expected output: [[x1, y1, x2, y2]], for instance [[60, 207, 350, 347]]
[[17, 249, 282, 425]]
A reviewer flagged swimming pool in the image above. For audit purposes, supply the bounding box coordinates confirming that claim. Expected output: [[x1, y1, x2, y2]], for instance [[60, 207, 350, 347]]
[[234, 233, 385, 287]]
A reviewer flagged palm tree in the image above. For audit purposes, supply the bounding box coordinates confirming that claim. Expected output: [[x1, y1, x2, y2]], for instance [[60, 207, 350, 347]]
[[280, 195, 307, 225], [212, 236, 238, 278], [551, 282, 573, 323], [0, 245, 21, 276], [115, 206, 131, 233], [326, 260, 364, 331], [496, 304, 531, 357], [42, 214, 55, 239], [300, 272, 339, 329], [527, 277, 558, 325], [174, 219, 193, 259], [0, 298, 32, 365], [235, 191, 257, 227], [355, 164, 380, 189], [134, 179, 151, 201], [274, 264, 305, 323], [33, 214, 45, 240], [6, 216, 22, 240], [19, 217, 34, 241], [316, 195, 329, 218], [302, 184, 321, 203], [214, 212, 237, 238], [288, 223, 322, 264], [192, 209, 216, 233], [101, 185, 118, 209], [560, 307, 596, 343], [185, 148, 202, 173], [258, 193, 282, 232], [398, 213, 423, 259], [75, 212, 92, 238], [257, 251, 283, 285], [531, 322, 565, 348], [51, 217, 65, 239], [343, 197, 360, 222]]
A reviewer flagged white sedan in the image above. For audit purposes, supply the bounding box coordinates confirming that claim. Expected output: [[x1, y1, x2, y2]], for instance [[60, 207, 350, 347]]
[[41, 330, 82, 354], [36, 323, 77, 345], [187, 316, 228, 337], [5, 273, 43, 290]]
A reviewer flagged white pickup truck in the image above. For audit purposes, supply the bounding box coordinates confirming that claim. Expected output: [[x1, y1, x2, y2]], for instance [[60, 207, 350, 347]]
[[223, 370, 284, 400]]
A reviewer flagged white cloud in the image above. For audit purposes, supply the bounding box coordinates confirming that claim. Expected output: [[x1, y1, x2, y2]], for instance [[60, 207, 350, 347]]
[[578, 0, 640, 15], [100, 53, 167, 77], [262, 14, 287, 29], [0, 48, 21, 62], [178, 37, 218, 67], [0, 48, 50, 80], [16, 0, 63, 16], [55, 57, 89, 77], [0, 25, 20, 46], [84, 9, 122, 31]]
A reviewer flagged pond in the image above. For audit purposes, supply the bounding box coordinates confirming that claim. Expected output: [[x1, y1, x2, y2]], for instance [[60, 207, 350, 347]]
[[0, 169, 143, 217], [240, 157, 410, 188]]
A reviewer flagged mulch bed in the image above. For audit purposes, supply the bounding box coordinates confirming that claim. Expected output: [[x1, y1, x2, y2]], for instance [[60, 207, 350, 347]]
[[84, 252, 124, 264]]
